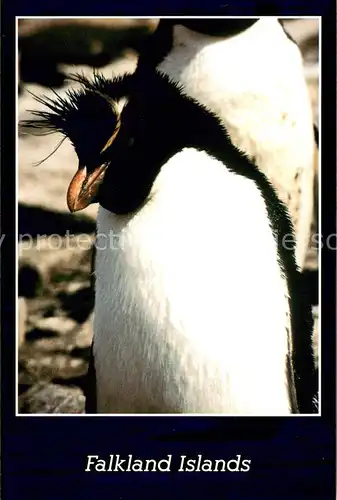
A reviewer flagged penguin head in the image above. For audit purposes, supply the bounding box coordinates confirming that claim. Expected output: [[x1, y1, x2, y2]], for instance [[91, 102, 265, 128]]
[[24, 74, 139, 214], [24, 71, 193, 216], [136, 18, 259, 69], [63, 90, 122, 214], [23, 69, 240, 217]]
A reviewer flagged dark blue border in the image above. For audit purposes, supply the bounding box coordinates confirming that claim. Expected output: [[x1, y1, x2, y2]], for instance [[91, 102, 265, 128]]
[[2, 3, 336, 499], [1, 0, 333, 16]]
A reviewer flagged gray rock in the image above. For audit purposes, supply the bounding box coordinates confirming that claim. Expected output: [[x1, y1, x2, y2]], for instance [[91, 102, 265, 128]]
[[18, 263, 42, 298], [19, 382, 85, 414], [21, 350, 88, 381], [18, 236, 94, 293]]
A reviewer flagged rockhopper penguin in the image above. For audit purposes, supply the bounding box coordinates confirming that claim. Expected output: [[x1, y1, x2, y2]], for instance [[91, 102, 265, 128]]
[[25, 66, 316, 414]]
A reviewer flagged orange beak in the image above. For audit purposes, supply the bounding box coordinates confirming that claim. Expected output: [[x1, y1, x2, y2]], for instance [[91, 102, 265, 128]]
[[67, 163, 109, 213]]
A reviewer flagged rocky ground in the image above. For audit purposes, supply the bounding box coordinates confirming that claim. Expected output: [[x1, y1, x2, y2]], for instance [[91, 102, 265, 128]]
[[17, 19, 319, 414]]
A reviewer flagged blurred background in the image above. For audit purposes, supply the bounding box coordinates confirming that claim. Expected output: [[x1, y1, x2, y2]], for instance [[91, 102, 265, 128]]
[[17, 18, 319, 414]]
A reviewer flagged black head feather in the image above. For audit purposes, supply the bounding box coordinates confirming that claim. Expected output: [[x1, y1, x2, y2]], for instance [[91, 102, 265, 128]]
[[22, 72, 132, 166]]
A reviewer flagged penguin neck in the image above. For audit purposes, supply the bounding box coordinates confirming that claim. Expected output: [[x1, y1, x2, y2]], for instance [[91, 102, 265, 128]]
[[99, 67, 264, 214], [98, 69, 277, 219], [128, 69, 278, 192], [97, 70, 233, 215], [129, 69, 230, 158]]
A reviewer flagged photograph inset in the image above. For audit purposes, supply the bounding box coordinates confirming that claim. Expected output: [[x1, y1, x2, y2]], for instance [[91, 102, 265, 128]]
[[17, 17, 319, 415]]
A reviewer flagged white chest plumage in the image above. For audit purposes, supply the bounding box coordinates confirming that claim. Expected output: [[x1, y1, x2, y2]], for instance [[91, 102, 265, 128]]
[[93, 148, 292, 415], [157, 18, 315, 268]]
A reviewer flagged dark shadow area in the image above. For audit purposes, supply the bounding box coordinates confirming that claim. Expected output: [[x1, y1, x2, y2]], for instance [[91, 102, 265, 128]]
[[18, 263, 42, 297], [18, 20, 156, 88], [57, 286, 94, 323], [302, 268, 319, 306], [26, 327, 59, 342], [18, 203, 96, 238], [300, 33, 319, 61], [20, 46, 121, 88], [69, 346, 92, 361], [314, 124, 319, 147]]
